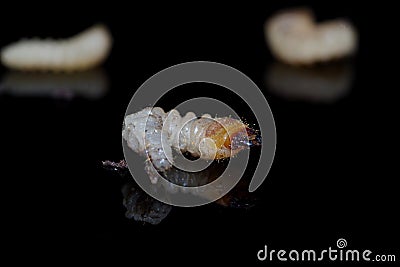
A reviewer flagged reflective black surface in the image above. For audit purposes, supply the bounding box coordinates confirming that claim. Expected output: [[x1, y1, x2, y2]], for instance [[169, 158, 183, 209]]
[[0, 1, 398, 264], [106, 159, 257, 225]]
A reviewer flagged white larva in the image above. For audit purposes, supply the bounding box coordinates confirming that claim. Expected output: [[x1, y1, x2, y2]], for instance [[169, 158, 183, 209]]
[[1, 24, 112, 72], [122, 107, 259, 183], [265, 8, 358, 65]]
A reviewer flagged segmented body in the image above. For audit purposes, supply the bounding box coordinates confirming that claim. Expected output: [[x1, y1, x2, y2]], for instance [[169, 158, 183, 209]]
[[122, 107, 251, 179]]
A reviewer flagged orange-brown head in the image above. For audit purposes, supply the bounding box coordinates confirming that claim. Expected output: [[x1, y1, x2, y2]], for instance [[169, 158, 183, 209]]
[[205, 117, 261, 160]]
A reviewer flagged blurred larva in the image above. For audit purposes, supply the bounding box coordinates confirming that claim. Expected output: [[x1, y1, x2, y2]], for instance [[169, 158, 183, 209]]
[[265, 8, 358, 65], [122, 107, 260, 182], [1, 24, 112, 72]]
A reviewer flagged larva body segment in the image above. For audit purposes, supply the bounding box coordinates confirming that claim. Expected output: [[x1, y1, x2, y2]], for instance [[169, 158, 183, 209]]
[[265, 8, 357, 65], [123, 107, 254, 179], [1, 24, 112, 72]]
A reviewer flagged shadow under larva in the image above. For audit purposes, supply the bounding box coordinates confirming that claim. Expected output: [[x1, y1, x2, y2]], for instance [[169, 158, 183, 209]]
[[0, 68, 109, 99]]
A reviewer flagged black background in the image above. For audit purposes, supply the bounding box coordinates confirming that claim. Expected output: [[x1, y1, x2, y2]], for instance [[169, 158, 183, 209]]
[[0, 1, 398, 265]]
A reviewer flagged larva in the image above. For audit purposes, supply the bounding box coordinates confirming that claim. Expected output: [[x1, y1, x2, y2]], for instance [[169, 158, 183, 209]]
[[265, 8, 357, 65], [1, 24, 112, 72], [122, 107, 260, 183]]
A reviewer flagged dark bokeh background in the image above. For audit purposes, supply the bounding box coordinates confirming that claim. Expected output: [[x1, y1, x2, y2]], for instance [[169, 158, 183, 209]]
[[0, 1, 398, 264]]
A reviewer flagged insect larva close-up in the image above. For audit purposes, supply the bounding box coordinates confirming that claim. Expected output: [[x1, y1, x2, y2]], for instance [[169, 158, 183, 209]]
[[265, 8, 358, 65], [122, 107, 261, 183], [1, 2, 396, 263], [1, 24, 112, 72]]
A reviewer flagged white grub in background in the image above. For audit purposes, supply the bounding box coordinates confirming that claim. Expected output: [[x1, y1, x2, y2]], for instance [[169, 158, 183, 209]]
[[1, 24, 112, 72], [265, 8, 357, 65]]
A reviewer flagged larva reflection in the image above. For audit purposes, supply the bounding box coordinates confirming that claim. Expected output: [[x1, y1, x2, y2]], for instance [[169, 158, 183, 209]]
[[1, 24, 112, 72], [122, 107, 261, 184], [0, 69, 108, 99], [103, 159, 256, 224]]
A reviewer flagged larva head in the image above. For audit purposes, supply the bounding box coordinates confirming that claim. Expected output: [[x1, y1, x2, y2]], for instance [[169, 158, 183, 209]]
[[205, 117, 261, 160]]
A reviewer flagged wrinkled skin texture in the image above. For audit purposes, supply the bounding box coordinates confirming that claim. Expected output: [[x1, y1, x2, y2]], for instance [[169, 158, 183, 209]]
[[122, 107, 259, 183]]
